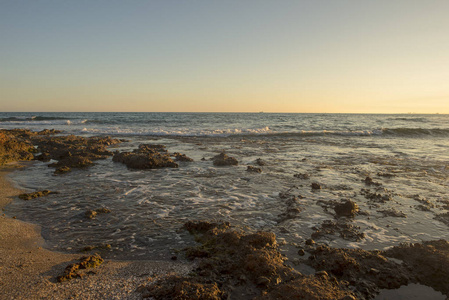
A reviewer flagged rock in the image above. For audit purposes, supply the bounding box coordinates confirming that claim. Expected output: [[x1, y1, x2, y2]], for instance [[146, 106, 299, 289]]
[[311, 183, 321, 190], [294, 173, 310, 179], [334, 200, 359, 217], [85, 208, 111, 219], [363, 176, 381, 186], [57, 254, 104, 282], [18, 190, 55, 200], [255, 158, 266, 166], [85, 210, 97, 219], [113, 148, 178, 169], [54, 166, 71, 174], [305, 239, 315, 246], [173, 152, 194, 162], [315, 270, 328, 277], [256, 276, 270, 286], [298, 249, 305, 256], [212, 153, 238, 166], [247, 166, 262, 173]]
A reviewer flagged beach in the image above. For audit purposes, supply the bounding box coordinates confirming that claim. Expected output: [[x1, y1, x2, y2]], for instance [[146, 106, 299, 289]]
[[0, 165, 192, 300], [1, 113, 449, 299]]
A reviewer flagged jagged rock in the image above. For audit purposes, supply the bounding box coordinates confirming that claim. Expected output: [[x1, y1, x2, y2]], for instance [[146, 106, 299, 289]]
[[113, 151, 178, 169], [334, 200, 359, 217], [212, 153, 238, 166], [18, 190, 56, 200], [56, 254, 104, 282], [173, 152, 194, 162]]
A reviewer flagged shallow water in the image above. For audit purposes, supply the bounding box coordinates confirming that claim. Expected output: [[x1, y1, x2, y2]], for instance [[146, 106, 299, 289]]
[[2, 113, 449, 260]]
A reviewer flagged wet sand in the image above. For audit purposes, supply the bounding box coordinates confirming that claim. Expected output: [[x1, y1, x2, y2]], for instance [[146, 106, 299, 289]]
[[0, 165, 192, 300]]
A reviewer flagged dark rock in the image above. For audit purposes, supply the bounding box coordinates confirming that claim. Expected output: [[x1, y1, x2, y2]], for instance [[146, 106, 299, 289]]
[[18, 190, 56, 200], [363, 176, 381, 186], [305, 239, 315, 246], [334, 200, 359, 217], [212, 152, 238, 166], [311, 183, 321, 190], [255, 158, 266, 166], [247, 166, 262, 173], [113, 149, 178, 170], [54, 166, 71, 174], [85, 208, 111, 219], [384, 240, 449, 296], [294, 173, 310, 179], [173, 152, 193, 162], [298, 249, 305, 256]]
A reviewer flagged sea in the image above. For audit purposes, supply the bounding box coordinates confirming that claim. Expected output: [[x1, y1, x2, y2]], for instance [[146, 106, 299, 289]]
[[1, 112, 449, 262]]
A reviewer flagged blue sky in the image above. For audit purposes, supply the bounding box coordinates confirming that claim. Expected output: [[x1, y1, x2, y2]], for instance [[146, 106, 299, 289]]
[[1, 1, 448, 112]]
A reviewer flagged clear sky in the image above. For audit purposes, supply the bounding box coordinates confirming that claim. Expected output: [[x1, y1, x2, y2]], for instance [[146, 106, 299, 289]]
[[1, 1, 448, 113]]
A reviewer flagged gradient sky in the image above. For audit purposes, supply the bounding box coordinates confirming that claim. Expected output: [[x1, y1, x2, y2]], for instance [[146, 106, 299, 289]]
[[1, 1, 449, 113]]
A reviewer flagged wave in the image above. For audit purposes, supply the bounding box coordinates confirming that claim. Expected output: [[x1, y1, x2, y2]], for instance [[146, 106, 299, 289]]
[[79, 127, 449, 138]]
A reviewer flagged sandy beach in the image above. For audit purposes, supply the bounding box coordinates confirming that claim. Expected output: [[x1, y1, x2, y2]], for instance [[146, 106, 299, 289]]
[[0, 165, 192, 300]]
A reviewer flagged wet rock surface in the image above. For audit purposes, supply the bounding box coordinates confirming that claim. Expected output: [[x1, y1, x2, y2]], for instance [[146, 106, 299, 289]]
[[0, 130, 37, 165], [113, 143, 179, 169], [334, 200, 359, 217], [247, 165, 262, 173], [311, 219, 365, 242], [143, 221, 355, 300], [18, 190, 57, 200], [212, 153, 238, 166], [306, 245, 411, 299], [384, 240, 449, 296]]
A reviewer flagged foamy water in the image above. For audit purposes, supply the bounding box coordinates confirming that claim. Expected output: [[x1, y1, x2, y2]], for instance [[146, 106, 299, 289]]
[[2, 112, 449, 260]]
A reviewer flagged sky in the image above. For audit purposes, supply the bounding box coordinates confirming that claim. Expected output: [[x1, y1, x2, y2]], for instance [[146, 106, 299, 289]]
[[1, 1, 449, 113]]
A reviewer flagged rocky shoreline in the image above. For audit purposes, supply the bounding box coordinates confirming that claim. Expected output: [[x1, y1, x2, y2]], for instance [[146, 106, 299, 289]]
[[1, 129, 449, 299]]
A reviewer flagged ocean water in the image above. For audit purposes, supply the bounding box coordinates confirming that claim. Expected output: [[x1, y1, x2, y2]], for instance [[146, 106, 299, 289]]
[[1, 112, 449, 260]]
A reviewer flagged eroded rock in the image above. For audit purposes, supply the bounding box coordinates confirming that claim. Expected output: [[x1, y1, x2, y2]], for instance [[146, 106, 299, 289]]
[[212, 153, 238, 166]]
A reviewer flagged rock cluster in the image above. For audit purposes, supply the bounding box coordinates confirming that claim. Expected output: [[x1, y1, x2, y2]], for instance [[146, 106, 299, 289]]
[[141, 221, 355, 300]]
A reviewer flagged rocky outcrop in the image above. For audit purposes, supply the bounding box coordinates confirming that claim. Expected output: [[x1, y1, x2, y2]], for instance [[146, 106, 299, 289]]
[[212, 153, 238, 166], [113, 148, 178, 170], [142, 221, 355, 300], [0, 131, 35, 165]]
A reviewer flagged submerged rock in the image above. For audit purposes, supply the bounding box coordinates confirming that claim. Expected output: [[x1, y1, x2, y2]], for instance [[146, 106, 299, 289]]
[[247, 166, 262, 173], [212, 153, 238, 166], [85, 208, 111, 219], [18, 190, 56, 200]]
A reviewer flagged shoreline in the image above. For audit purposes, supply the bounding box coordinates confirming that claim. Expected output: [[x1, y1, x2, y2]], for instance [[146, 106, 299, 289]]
[[0, 165, 192, 300]]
